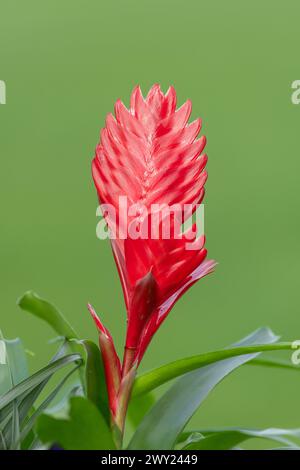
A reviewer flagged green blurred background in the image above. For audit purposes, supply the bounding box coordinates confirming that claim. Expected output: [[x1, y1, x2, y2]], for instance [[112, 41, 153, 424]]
[[1, 0, 300, 438]]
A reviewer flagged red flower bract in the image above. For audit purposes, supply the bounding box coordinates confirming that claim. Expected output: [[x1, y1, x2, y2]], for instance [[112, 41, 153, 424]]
[[91, 84, 216, 426]]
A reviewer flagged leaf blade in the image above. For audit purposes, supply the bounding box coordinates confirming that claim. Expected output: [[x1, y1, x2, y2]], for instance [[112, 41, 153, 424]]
[[129, 328, 279, 450], [81, 340, 110, 425], [181, 427, 300, 450], [0, 353, 81, 412], [133, 339, 291, 397], [37, 396, 116, 450], [19, 365, 81, 442], [18, 291, 77, 340]]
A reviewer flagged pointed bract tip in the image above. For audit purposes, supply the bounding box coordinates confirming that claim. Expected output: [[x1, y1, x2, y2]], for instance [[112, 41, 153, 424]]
[[114, 98, 126, 117], [165, 84, 176, 97], [147, 83, 161, 94], [201, 259, 218, 276], [184, 98, 192, 112], [130, 85, 144, 102], [87, 303, 107, 336]]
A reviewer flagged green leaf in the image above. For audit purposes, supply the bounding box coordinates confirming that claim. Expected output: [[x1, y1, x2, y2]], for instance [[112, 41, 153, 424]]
[[0, 344, 82, 450], [18, 293, 86, 389], [18, 291, 78, 340], [10, 402, 20, 450], [0, 430, 7, 450], [12, 342, 70, 427], [80, 340, 110, 425], [21, 427, 36, 450], [44, 383, 82, 418], [132, 339, 292, 398], [180, 427, 300, 450], [37, 396, 116, 450], [4, 338, 29, 386], [0, 334, 29, 449], [19, 365, 81, 442], [127, 393, 156, 429], [128, 328, 278, 450], [270, 446, 300, 450], [1, 342, 81, 450], [0, 353, 81, 412], [0, 334, 29, 396], [0, 343, 73, 449], [249, 357, 299, 371]]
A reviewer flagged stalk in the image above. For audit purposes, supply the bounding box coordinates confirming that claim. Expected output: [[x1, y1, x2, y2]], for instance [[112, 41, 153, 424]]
[[111, 365, 137, 449]]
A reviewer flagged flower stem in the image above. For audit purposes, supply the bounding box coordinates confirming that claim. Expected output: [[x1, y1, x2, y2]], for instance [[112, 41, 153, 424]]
[[112, 364, 137, 448]]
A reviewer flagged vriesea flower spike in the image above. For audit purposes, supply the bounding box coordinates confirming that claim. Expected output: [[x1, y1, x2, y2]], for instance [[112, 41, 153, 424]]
[[91, 84, 216, 436]]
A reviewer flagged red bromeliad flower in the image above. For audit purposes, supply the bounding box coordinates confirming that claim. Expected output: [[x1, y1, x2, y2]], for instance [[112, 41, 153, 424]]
[[90, 84, 216, 432]]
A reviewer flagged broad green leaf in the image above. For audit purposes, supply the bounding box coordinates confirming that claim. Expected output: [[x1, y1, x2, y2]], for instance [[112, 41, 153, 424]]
[[181, 427, 300, 450], [18, 291, 77, 340], [44, 384, 82, 418], [18, 293, 86, 389], [127, 393, 156, 429], [81, 340, 110, 425], [37, 396, 116, 450], [128, 328, 278, 450], [132, 338, 292, 398]]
